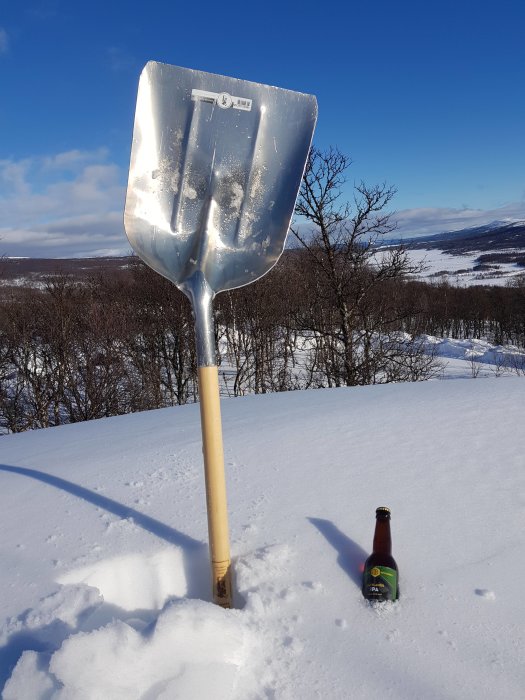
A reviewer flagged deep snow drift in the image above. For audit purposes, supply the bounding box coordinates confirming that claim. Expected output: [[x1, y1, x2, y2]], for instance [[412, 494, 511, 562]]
[[1, 376, 524, 699]]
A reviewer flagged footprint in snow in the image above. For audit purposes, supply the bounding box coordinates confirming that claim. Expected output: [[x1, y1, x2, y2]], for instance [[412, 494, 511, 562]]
[[475, 589, 496, 600]]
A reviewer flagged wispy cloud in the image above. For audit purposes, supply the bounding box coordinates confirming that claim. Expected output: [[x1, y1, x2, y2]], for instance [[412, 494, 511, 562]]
[[3, 147, 525, 257], [107, 47, 135, 74], [395, 201, 525, 238], [0, 27, 9, 54], [0, 149, 128, 258], [42, 148, 109, 171], [26, 0, 60, 20]]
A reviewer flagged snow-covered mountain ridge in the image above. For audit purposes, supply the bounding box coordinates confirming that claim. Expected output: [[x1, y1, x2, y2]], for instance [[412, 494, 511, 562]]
[[390, 220, 525, 286], [400, 219, 525, 252]]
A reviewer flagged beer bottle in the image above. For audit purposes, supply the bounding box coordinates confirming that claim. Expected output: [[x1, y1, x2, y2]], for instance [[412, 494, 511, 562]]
[[362, 506, 399, 602]]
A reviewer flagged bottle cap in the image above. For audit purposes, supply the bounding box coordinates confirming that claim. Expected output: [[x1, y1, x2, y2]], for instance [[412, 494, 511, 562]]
[[376, 506, 391, 516]]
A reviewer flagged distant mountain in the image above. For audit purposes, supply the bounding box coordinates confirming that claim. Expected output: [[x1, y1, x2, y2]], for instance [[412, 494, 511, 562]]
[[388, 220, 525, 285], [400, 220, 525, 253]]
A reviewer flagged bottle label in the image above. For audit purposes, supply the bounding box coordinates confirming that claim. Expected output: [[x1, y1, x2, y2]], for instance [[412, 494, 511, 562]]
[[363, 565, 398, 601]]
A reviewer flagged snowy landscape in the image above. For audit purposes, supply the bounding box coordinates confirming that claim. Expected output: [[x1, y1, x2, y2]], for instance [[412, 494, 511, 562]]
[[1, 343, 524, 699], [1, 220, 525, 698], [3, 4, 525, 698], [406, 246, 525, 286], [396, 219, 525, 286]]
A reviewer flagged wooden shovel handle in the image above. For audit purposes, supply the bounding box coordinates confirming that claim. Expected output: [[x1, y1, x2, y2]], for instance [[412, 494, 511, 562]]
[[198, 365, 232, 608]]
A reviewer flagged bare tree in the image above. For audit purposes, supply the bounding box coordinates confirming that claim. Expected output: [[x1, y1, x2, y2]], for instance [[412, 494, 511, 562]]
[[291, 146, 431, 386]]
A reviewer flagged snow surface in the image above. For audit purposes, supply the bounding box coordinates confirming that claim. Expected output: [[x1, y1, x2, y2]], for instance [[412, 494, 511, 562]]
[[406, 248, 525, 286], [1, 374, 525, 699], [426, 335, 525, 379]]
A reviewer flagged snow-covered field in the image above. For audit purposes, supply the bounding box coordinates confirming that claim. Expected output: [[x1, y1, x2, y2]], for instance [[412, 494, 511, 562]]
[[427, 335, 525, 379], [407, 248, 525, 286], [1, 360, 524, 698]]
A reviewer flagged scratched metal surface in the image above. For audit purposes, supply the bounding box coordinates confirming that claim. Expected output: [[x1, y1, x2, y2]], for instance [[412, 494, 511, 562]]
[[124, 61, 317, 364]]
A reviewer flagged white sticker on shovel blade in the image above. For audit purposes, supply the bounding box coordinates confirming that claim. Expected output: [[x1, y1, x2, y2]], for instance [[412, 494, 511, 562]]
[[191, 89, 252, 111]]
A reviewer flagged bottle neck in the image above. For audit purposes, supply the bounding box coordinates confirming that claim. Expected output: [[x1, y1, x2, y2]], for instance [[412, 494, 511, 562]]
[[373, 518, 392, 555]]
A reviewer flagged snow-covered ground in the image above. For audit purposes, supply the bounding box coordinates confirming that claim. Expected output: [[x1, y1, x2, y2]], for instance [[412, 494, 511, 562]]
[[406, 248, 525, 286], [427, 335, 525, 379], [1, 360, 524, 698]]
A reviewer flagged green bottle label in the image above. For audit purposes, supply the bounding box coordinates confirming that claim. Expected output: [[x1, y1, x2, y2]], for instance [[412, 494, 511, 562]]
[[363, 565, 398, 601]]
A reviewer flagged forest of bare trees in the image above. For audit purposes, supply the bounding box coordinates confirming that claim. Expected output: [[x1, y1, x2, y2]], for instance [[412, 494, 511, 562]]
[[1, 253, 524, 434]]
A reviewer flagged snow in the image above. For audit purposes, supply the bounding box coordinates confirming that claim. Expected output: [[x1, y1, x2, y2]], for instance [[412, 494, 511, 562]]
[[1, 372, 525, 698], [407, 248, 525, 285], [426, 335, 525, 378]]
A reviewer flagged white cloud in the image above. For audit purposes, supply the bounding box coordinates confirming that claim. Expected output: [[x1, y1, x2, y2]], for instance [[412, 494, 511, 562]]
[[0, 27, 8, 54], [42, 148, 109, 171], [3, 147, 525, 257], [0, 159, 31, 195], [395, 201, 525, 238], [0, 150, 128, 257]]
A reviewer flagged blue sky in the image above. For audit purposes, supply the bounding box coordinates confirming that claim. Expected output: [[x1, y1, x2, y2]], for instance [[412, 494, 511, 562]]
[[1, 0, 525, 257]]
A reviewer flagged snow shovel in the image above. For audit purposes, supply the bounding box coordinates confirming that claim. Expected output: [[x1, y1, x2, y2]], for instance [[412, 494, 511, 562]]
[[124, 61, 317, 607]]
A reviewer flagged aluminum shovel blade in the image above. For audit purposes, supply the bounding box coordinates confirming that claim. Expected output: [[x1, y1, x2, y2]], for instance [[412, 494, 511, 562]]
[[124, 62, 317, 297]]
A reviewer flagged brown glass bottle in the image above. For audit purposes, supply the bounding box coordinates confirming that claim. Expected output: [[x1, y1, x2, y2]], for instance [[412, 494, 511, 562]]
[[362, 506, 399, 601]]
